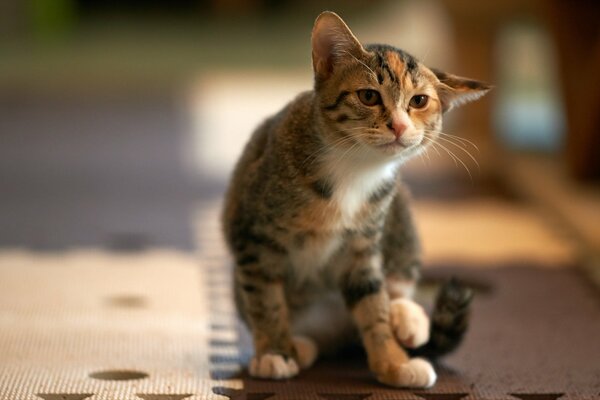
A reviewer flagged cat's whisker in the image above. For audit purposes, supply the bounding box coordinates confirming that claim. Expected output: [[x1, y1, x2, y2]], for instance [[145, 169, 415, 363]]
[[424, 131, 480, 173], [335, 133, 374, 166], [424, 131, 469, 150], [439, 133, 479, 151], [421, 135, 441, 157], [328, 126, 374, 135], [423, 146, 432, 163], [302, 132, 368, 166], [416, 148, 429, 167], [424, 129, 480, 152], [424, 136, 459, 167], [342, 50, 378, 81], [307, 130, 379, 166], [436, 135, 480, 156], [324, 138, 358, 170], [318, 132, 372, 156], [420, 47, 431, 63], [434, 135, 480, 171], [326, 140, 363, 180], [429, 138, 473, 181]]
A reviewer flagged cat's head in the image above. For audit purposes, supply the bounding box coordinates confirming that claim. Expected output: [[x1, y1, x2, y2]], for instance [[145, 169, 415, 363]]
[[311, 11, 491, 162]]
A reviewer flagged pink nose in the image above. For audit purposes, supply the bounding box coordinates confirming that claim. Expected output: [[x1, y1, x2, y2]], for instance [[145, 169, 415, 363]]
[[388, 117, 408, 139]]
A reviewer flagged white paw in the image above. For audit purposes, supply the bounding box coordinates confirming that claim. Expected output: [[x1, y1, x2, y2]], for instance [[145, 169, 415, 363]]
[[400, 358, 437, 388], [249, 353, 299, 380], [376, 358, 437, 388], [292, 335, 318, 368], [389, 298, 430, 348]]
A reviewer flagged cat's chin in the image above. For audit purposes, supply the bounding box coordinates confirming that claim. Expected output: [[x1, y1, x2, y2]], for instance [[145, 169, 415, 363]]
[[377, 141, 406, 151], [370, 142, 423, 162], [370, 134, 425, 157]]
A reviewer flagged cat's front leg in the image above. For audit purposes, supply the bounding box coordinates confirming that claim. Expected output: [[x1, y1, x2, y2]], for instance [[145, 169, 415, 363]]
[[383, 189, 431, 350], [340, 245, 436, 388], [235, 252, 299, 379], [387, 275, 430, 349]]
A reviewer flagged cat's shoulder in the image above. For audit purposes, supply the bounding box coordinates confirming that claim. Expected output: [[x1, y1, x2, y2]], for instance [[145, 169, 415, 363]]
[[239, 90, 315, 167], [272, 90, 315, 128]]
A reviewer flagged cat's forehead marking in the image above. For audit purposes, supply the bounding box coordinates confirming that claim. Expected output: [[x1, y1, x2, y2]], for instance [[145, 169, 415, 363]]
[[382, 50, 419, 92], [385, 51, 405, 81], [375, 52, 397, 83]]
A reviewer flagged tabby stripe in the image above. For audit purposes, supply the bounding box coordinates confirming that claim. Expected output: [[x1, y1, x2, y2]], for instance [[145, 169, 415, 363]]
[[335, 114, 349, 123], [378, 53, 397, 83], [404, 53, 418, 73], [310, 178, 334, 199], [237, 265, 280, 283], [246, 231, 287, 254], [237, 254, 259, 265], [383, 64, 396, 83], [369, 180, 395, 203], [403, 52, 419, 86], [241, 283, 260, 293], [324, 91, 350, 110], [362, 315, 390, 333], [352, 244, 380, 258], [361, 226, 379, 238], [342, 277, 383, 308]]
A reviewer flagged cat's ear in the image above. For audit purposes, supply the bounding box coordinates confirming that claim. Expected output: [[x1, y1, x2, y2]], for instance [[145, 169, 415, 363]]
[[311, 11, 365, 81], [432, 68, 492, 113]]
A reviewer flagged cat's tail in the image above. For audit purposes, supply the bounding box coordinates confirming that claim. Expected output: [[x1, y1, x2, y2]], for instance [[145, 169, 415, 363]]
[[408, 278, 473, 361]]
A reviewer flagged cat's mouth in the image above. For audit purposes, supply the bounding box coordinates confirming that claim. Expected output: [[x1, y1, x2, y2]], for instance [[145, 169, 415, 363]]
[[377, 139, 406, 150], [376, 139, 422, 152]]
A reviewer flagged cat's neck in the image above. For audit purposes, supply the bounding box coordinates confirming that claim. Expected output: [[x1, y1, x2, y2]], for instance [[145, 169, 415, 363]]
[[318, 146, 401, 220]]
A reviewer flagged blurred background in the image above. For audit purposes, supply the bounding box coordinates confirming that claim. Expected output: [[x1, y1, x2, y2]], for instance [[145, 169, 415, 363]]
[[1, 0, 599, 395], [0, 0, 598, 262]]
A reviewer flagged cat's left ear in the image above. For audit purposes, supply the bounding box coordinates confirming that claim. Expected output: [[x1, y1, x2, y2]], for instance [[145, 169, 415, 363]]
[[312, 11, 366, 82], [432, 68, 492, 113]]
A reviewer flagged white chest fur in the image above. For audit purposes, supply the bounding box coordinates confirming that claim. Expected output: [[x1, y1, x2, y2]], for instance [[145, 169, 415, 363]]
[[329, 156, 400, 226], [289, 233, 342, 283], [289, 155, 400, 282]]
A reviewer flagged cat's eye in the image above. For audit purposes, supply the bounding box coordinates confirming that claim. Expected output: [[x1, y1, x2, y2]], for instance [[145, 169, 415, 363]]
[[357, 89, 381, 106], [409, 94, 429, 109]]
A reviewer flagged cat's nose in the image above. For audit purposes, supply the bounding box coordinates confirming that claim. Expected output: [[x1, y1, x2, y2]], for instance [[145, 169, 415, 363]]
[[387, 114, 409, 139]]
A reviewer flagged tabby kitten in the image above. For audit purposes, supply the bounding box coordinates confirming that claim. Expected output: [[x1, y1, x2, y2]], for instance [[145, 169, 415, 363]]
[[222, 11, 489, 388]]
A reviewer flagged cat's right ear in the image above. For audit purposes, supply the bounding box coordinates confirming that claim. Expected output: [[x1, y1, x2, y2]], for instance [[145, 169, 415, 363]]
[[312, 11, 365, 82], [432, 68, 492, 113]]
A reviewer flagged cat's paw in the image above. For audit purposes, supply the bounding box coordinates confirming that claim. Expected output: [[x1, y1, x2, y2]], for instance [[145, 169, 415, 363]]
[[292, 335, 318, 369], [390, 298, 430, 348], [249, 353, 299, 380], [374, 358, 437, 388]]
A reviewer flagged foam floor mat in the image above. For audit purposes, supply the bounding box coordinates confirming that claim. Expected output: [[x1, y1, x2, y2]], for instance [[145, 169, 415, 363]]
[[0, 203, 598, 400]]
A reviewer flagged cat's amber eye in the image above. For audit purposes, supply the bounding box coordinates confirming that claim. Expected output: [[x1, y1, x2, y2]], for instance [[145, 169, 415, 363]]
[[409, 94, 429, 109], [357, 89, 381, 106]]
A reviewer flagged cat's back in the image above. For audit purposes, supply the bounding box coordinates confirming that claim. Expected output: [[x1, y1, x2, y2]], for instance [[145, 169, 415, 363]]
[[232, 90, 314, 178], [222, 90, 315, 233]]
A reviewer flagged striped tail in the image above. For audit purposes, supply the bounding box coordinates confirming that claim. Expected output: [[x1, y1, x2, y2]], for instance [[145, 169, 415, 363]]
[[409, 278, 474, 360]]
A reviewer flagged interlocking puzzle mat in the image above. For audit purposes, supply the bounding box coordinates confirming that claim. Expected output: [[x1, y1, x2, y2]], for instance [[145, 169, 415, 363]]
[[1, 201, 597, 400]]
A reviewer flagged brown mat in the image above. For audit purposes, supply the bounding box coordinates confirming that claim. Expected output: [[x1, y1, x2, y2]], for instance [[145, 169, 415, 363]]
[[207, 265, 600, 399]]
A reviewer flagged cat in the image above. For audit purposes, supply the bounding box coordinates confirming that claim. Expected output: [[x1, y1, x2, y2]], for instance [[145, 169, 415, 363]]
[[222, 11, 489, 388]]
